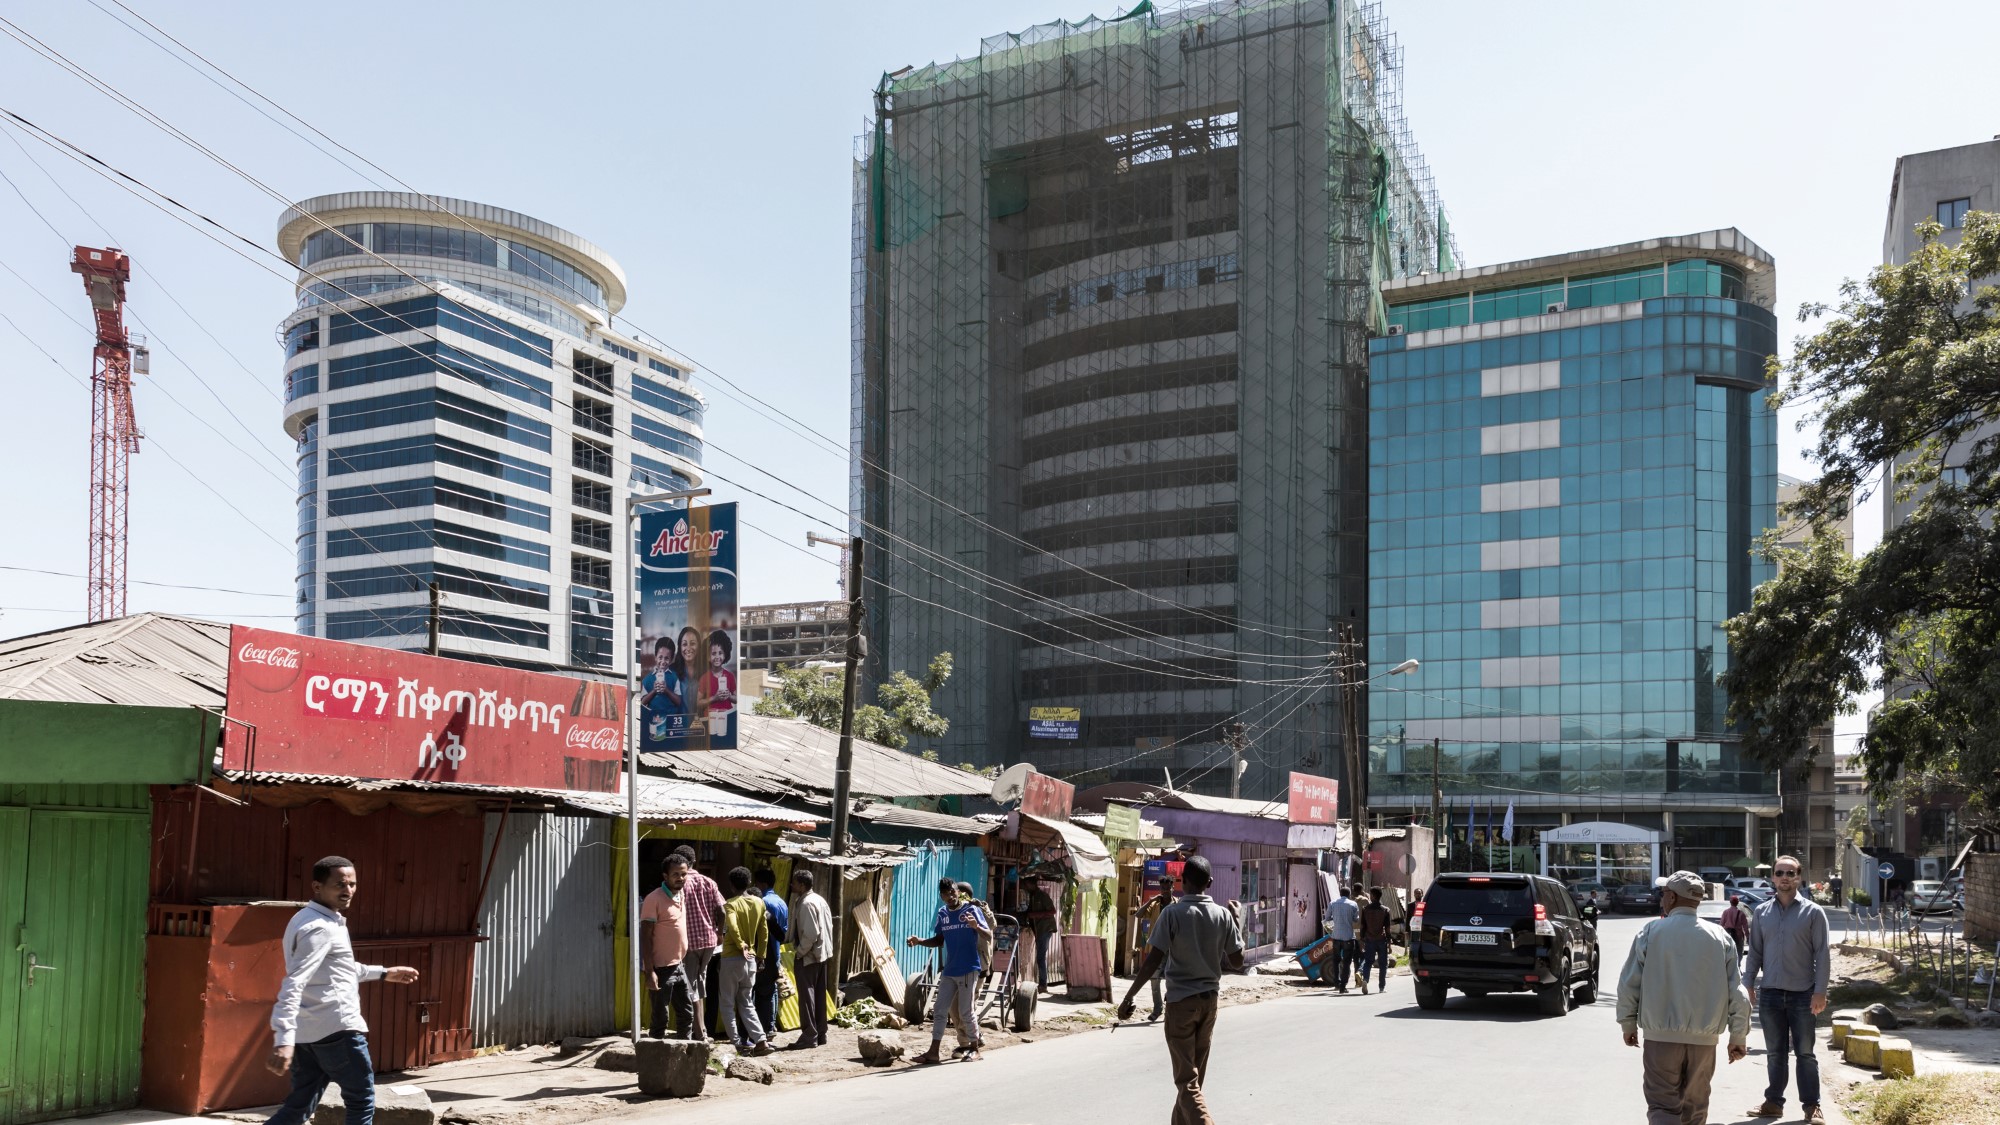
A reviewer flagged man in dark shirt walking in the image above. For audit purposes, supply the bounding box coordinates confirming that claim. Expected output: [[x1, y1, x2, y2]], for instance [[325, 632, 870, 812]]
[[1357, 887, 1393, 994], [1118, 856, 1244, 1125]]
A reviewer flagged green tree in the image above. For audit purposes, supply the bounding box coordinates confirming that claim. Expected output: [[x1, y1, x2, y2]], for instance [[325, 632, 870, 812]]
[[753, 652, 953, 752], [1721, 212, 2000, 830]]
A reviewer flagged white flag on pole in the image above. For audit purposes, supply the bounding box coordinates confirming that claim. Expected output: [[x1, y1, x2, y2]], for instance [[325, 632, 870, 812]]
[[1501, 802, 1516, 843]]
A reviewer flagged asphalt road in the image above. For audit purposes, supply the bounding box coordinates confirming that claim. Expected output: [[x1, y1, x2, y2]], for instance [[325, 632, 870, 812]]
[[639, 910, 1847, 1125]]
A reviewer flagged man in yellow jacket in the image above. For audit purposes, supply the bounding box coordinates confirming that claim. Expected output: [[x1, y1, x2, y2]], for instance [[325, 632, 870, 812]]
[[1616, 870, 1751, 1125]]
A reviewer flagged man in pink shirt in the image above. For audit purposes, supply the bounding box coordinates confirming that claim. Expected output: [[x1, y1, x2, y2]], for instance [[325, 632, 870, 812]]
[[673, 844, 726, 1041], [640, 855, 694, 1038]]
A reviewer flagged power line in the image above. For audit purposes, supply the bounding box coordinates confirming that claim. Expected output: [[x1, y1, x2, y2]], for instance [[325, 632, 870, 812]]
[[0, 37, 1337, 679], [0, 564, 287, 597], [50, 6, 1339, 645]]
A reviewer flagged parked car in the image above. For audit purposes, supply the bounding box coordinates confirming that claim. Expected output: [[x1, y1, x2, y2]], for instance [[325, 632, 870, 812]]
[[1408, 872, 1600, 1017], [1696, 867, 1735, 887], [1612, 880, 1662, 913], [1568, 881, 1612, 910], [1727, 876, 1774, 893], [1908, 879, 1957, 914], [1729, 887, 1772, 908]]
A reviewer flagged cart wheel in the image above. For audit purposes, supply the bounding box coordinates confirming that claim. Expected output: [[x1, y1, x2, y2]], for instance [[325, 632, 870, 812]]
[[1010, 983, 1036, 1032], [906, 981, 932, 1024]]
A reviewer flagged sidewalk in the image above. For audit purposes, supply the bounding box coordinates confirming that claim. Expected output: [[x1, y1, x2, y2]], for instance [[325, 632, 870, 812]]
[[81, 965, 1325, 1125]]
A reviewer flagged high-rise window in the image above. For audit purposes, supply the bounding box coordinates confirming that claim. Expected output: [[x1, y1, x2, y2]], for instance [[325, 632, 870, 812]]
[[1937, 198, 1971, 229]]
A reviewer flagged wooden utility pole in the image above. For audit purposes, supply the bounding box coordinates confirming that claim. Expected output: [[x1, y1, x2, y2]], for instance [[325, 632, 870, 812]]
[[426, 581, 441, 656], [1338, 622, 1366, 881], [830, 538, 866, 856], [1430, 736, 1443, 855]]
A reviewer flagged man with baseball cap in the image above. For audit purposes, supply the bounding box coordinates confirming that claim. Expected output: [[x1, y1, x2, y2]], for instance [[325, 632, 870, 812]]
[[1616, 870, 1750, 1125]]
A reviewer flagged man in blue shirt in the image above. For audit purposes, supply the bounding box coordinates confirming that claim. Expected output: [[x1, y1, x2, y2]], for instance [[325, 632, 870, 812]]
[[752, 868, 790, 1038], [1323, 885, 1362, 993], [905, 877, 991, 1064]]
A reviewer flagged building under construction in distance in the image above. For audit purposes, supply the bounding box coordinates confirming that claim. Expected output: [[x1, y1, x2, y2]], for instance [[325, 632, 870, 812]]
[[853, 0, 1457, 795]]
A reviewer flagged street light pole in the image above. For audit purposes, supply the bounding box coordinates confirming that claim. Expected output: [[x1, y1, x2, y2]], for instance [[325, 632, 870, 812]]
[[622, 485, 709, 1047]]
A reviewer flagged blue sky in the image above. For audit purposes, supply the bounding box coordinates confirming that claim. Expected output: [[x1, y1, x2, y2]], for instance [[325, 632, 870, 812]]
[[0, 0, 1986, 643]]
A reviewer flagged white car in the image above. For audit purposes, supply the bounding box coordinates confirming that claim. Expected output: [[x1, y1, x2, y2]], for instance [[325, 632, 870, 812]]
[[1728, 877, 1774, 893], [1908, 880, 1956, 914]]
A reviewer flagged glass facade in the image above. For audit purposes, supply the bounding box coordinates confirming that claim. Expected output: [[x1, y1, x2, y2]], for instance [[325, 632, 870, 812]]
[[297, 221, 606, 309], [1368, 274, 1778, 808], [295, 415, 319, 634]]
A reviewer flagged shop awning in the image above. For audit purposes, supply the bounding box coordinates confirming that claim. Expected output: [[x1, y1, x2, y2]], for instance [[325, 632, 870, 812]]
[[1019, 812, 1116, 880]]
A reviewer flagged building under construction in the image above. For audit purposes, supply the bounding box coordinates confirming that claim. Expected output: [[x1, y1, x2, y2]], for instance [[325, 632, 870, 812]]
[[853, 0, 1456, 793]]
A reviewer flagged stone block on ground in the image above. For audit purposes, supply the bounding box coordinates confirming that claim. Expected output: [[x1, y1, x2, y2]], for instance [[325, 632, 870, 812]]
[[856, 1029, 905, 1066], [314, 1084, 433, 1125], [725, 1056, 775, 1085], [1878, 1038, 1915, 1080], [1971, 1009, 2000, 1029], [876, 1011, 908, 1030], [1861, 1002, 1901, 1030], [1830, 1019, 1857, 1048], [635, 1038, 709, 1098], [1831, 1008, 1864, 1024], [1845, 1031, 1881, 1068]]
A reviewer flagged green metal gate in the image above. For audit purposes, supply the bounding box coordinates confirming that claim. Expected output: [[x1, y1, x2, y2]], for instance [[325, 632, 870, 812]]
[[0, 807, 150, 1125]]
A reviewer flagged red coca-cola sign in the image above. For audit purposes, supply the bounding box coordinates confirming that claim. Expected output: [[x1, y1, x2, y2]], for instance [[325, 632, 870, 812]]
[[223, 625, 625, 792]]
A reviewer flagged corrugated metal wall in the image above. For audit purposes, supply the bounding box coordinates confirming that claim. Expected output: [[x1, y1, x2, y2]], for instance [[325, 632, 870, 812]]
[[3, 808, 150, 1125], [887, 844, 987, 980], [471, 813, 615, 1047]]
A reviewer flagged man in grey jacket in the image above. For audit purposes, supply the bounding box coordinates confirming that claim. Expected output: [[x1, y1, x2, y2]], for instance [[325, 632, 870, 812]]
[[1616, 870, 1750, 1125]]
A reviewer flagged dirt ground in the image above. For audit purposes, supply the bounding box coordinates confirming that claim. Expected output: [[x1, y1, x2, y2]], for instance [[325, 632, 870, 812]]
[[1820, 944, 2000, 1121], [334, 966, 1329, 1125]]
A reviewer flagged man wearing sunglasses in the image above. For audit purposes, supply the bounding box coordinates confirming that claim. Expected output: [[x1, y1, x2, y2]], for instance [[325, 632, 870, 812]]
[[1741, 856, 1830, 1123]]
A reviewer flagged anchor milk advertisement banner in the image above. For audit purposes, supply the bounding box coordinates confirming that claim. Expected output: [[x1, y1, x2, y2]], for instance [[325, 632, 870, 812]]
[[222, 625, 626, 791], [637, 501, 739, 751]]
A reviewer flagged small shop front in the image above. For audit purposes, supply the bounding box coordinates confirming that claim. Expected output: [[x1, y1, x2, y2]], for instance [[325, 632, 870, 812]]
[[1539, 820, 1665, 888]]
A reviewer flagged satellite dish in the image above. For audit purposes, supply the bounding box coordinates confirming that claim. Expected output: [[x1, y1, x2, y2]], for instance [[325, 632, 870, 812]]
[[991, 762, 1037, 805]]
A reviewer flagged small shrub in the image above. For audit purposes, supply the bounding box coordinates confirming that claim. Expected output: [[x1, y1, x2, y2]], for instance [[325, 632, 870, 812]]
[[1849, 887, 1874, 907]]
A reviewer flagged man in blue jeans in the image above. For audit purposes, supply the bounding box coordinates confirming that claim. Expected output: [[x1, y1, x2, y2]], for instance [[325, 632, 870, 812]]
[[265, 857, 421, 1125], [1741, 854, 1830, 1124]]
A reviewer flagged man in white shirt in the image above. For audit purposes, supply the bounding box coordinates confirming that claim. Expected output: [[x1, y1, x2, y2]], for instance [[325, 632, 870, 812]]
[[785, 869, 835, 1050], [265, 857, 419, 1125]]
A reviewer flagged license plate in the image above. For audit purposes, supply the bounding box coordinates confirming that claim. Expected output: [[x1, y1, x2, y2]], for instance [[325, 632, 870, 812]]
[[1454, 932, 1497, 945]]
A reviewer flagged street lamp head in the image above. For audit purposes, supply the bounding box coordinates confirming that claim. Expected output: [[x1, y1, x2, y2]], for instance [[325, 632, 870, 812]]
[[1390, 659, 1420, 676]]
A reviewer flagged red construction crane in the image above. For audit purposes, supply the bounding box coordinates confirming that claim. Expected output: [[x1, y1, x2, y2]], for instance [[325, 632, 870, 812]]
[[71, 246, 143, 622]]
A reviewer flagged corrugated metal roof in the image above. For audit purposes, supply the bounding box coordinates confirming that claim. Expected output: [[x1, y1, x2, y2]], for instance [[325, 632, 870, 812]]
[[849, 801, 995, 838], [217, 769, 821, 827], [0, 613, 229, 708], [641, 713, 991, 799], [773, 830, 911, 872]]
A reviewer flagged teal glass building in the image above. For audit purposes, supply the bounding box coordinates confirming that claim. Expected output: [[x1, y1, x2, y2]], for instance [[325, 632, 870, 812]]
[[1365, 230, 1781, 875]]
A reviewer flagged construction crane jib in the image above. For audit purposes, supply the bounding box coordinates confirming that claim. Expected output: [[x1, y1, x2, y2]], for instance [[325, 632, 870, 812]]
[[71, 245, 144, 622]]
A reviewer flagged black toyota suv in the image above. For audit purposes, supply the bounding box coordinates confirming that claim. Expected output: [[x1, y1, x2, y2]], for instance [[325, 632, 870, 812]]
[[1408, 872, 1600, 1016]]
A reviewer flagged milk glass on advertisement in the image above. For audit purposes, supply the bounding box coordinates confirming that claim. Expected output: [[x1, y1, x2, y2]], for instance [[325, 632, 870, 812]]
[[636, 502, 739, 751]]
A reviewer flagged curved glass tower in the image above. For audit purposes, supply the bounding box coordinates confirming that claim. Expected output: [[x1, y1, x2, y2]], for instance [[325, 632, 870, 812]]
[[279, 193, 704, 672]]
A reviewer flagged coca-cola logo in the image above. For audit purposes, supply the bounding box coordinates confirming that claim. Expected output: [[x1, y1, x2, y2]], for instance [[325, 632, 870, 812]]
[[565, 724, 623, 755], [232, 635, 304, 693], [238, 642, 300, 669]]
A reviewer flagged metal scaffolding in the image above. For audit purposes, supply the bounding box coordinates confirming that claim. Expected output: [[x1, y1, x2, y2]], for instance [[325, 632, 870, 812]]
[[852, 0, 1457, 794]]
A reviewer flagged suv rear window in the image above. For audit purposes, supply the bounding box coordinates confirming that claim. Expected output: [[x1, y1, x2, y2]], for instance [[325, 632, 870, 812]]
[[1425, 882, 1534, 915]]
